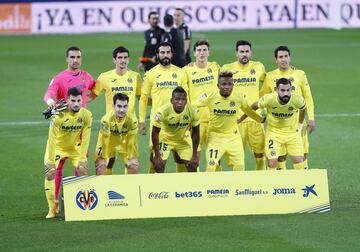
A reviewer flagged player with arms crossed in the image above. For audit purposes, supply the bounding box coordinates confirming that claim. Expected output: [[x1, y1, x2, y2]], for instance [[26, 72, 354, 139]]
[[94, 93, 139, 175], [183, 40, 220, 165], [44, 87, 92, 218], [89, 46, 141, 174], [260, 46, 315, 169], [194, 71, 265, 172], [152, 87, 200, 173], [240, 78, 306, 170], [221, 40, 266, 170], [139, 42, 188, 173]]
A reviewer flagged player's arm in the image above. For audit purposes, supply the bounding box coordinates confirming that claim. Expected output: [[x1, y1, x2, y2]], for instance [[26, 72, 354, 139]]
[[44, 78, 59, 107], [187, 124, 200, 171], [135, 73, 142, 100], [237, 102, 260, 123], [151, 125, 165, 172], [88, 75, 105, 103], [139, 73, 152, 135], [183, 26, 191, 55], [98, 118, 111, 160], [259, 76, 272, 98], [79, 112, 93, 163], [300, 73, 315, 133], [45, 116, 59, 166], [126, 120, 139, 159]]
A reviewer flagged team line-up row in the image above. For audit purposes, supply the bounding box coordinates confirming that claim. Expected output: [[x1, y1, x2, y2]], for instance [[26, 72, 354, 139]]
[[42, 40, 315, 218]]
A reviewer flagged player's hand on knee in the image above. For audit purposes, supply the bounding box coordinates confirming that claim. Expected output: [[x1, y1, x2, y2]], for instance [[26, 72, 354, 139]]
[[185, 156, 198, 172], [153, 157, 165, 173], [95, 158, 107, 175], [77, 161, 88, 176], [44, 163, 56, 180], [126, 158, 139, 174], [139, 123, 147, 135]]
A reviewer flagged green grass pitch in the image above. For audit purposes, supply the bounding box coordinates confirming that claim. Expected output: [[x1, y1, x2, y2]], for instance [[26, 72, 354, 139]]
[[0, 29, 359, 251]]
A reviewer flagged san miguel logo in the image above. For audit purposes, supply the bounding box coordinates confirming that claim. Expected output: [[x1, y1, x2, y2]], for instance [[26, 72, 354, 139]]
[[76, 188, 98, 210]]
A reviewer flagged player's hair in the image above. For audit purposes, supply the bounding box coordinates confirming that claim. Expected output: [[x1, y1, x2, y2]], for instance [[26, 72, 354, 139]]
[[156, 42, 173, 53], [113, 93, 129, 105], [113, 46, 130, 59], [175, 8, 184, 13], [276, 78, 291, 87], [68, 87, 82, 97], [219, 71, 233, 79], [164, 14, 174, 27], [66, 46, 81, 57], [274, 46, 291, 58], [193, 40, 210, 51], [172, 86, 187, 97], [235, 40, 252, 51], [148, 11, 158, 19]]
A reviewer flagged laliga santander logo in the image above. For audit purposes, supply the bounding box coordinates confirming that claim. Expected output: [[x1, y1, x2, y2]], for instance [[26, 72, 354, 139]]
[[76, 189, 98, 210]]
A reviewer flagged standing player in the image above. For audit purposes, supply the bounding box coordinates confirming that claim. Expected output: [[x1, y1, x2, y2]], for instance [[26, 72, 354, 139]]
[[173, 8, 192, 64], [183, 40, 220, 164], [139, 42, 188, 173], [194, 71, 265, 172], [260, 45, 315, 169], [240, 78, 306, 170], [221, 40, 266, 170], [152, 87, 200, 173], [94, 93, 139, 175], [138, 11, 164, 72], [43, 46, 95, 213], [44, 46, 95, 108], [89, 46, 141, 174], [44, 87, 92, 218], [162, 14, 186, 68]]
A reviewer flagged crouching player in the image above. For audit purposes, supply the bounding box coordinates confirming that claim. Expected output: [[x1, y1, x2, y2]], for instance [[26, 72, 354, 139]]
[[239, 78, 306, 170], [94, 93, 139, 175], [152, 87, 200, 173], [44, 87, 92, 218]]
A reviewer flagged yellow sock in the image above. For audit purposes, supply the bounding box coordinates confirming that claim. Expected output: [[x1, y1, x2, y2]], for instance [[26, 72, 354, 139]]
[[293, 162, 306, 170], [105, 168, 113, 175], [255, 157, 265, 170], [303, 159, 308, 169], [44, 179, 55, 210], [176, 163, 187, 172], [277, 160, 287, 170]]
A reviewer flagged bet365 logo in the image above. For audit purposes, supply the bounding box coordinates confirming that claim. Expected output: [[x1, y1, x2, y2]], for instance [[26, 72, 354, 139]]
[[76, 189, 98, 210]]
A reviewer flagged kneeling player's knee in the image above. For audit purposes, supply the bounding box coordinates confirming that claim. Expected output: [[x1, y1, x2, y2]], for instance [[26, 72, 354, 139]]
[[95, 159, 107, 175], [268, 159, 277, 169], [126, 158, 139, 174], [44, 164, 56, 180], [76, 163, 88, 176]]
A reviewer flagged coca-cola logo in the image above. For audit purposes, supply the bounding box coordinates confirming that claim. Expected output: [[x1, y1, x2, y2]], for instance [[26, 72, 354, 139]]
[[148, 192, 169, 199]]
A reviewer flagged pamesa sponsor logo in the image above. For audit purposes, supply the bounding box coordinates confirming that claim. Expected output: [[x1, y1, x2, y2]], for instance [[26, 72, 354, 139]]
[[207, 189, 229, 198]]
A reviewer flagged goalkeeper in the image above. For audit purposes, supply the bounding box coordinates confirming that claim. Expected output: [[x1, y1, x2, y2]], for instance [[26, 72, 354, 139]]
[[43, 87, 92, 219], [94, 93, 139, 175]]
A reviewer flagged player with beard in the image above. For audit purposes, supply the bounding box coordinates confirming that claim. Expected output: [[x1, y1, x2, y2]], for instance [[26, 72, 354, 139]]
[[260, 45, 315, 170], [138, 11, 165, 71], [239, 78, 306, 170], [221, 40, 266, 170], [43, 87, 92, 218], [139, 42, 188, 173], [94, 93, 139, 175]]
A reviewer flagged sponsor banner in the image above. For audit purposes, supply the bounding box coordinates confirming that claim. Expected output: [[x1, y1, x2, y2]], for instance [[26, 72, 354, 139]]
[[0, 3, 31, 34], [63, 169, 330, 221], [1, 1, 360, 34]]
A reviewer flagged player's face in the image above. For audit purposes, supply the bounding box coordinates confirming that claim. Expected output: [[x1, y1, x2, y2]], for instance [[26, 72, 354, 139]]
[[149, 14, 159, 28], [218, 77, 234, 97], [157, 46, 173, 66], [277, 83, 292, 103], [276, 51, 291, 71], [68, 94, 82, 112], [194, 45, 209, 62], [236, 45, 252, 65], [113, 52, 129, 70], [66, 50, 82, 70], [171, 92, 187, 113], [114, 100, 128, 119], [173, 10, 184, 26]]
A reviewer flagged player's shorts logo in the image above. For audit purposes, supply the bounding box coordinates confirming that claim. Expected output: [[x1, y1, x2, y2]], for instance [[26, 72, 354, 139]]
[[270, 150, 276, 157], [207, 68, 212, 74], [127, 78, 133, 83], [209, 160, 216, 166], [76, 189, 98, 210], [229, 101, 235, 107], [250, 69, 256, 75], [172, 73, 177, 79]]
